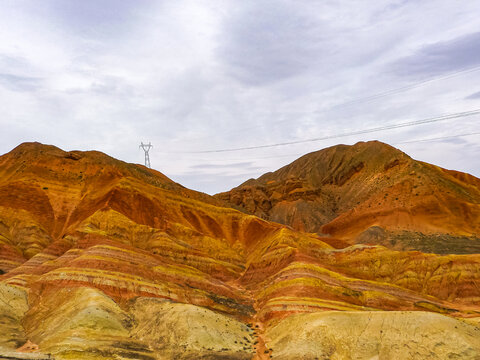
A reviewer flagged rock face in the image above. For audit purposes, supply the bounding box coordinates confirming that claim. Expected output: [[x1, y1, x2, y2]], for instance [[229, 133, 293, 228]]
[[0, 142, 480, 359], [216, 141, 480, 254]]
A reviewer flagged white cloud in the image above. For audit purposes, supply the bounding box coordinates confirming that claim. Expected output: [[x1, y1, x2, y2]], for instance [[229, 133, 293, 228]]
[[0, 0, 479, 194]]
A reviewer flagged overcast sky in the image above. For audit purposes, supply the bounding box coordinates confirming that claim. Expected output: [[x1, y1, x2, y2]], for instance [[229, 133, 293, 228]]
[[1, 0, 480, 194]]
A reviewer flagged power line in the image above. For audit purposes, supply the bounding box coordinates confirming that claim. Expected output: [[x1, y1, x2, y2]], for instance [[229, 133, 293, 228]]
[[330, 65, 480, 108], [187, 65, 480, 138], [172, 109, 480, 153], [394, 131, 480, 145], [169, 131, 480, 163]]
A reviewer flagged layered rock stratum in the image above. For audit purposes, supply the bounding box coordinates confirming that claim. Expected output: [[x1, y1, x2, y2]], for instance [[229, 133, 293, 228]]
[[0, 141, 479, 359], [216, 141, 480, 254]]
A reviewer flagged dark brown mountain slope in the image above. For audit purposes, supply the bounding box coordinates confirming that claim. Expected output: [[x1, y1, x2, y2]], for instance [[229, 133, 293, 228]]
[[216, 141, 480, 254]]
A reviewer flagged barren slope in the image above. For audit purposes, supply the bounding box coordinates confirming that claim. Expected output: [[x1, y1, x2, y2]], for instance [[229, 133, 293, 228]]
[[216, 141, 480, 254]]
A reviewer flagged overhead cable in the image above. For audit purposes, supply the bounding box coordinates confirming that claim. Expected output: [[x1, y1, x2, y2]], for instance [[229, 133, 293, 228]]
[[172, 109, 480, 153], [194, 65, 480, 136]]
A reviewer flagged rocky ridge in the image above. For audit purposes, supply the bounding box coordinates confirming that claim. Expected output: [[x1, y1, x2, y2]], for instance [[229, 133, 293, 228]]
[[216, 141, 480, 254]]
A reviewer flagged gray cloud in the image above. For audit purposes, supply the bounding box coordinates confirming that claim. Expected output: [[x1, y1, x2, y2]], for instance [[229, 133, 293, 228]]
[[190, 162, 255, 170], [64, 75, 134, 96], [218, 1, 328, 85], [42, 0, 152, 39], [440, 137, 469, 145], [0, 54, 32, 71], [391, 32, 480, 78], [465, 91, 480, 100], [172, 171, 264, 195], [0, 73, 43, 92]]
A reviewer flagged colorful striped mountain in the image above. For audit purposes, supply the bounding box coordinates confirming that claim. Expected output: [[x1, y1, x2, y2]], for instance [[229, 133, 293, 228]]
[[0, 141, 479, 359]]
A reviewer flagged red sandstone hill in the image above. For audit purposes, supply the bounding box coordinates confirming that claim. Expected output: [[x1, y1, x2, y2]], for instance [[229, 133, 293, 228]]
[[216, 141, 480, 254], [0, 142, 479, 359]]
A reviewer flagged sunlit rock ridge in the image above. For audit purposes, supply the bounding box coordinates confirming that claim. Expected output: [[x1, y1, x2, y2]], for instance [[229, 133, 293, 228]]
[[0, 141, 479, 360]]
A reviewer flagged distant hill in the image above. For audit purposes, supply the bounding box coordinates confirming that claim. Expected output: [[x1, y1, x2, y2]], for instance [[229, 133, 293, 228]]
[[216, 140, 480, 254]]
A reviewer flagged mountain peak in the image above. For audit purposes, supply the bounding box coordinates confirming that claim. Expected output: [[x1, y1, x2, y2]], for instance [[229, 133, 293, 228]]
[[216, 141, 480, 254], [255, 140, 411, 186]]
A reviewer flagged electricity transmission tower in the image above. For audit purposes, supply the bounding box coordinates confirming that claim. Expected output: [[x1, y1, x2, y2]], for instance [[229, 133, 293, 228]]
[[139, 142, 153, 168]]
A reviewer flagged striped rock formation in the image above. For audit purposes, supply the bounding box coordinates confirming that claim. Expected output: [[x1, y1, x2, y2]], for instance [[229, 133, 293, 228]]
[[216, 140, 480, 254], [0, 142, 479, 359]]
